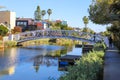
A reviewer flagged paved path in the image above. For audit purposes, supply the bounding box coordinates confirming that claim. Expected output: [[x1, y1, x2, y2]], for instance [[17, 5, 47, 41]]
[[104, 47, 120, 80]]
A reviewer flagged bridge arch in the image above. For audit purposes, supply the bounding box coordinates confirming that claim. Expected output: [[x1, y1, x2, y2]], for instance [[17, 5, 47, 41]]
[[12, 30, 103, 44]]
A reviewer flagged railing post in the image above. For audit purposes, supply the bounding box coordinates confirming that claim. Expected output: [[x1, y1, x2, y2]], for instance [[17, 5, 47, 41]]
[[68, 31, 71, 36], [8, 34, 14, 41], [15, 34, 20, 40], [42, 30, 44, 36]]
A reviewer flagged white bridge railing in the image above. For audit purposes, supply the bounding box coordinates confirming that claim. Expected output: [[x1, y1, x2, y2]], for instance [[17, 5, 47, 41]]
[[11, 30, 103, 43]]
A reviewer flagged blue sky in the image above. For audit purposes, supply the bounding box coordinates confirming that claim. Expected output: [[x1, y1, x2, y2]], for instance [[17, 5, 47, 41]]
[[0, 0, 108, 32]]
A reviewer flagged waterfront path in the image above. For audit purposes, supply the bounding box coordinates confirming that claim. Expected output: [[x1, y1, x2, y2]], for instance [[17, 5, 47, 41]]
[[104, 47, 120, 80]]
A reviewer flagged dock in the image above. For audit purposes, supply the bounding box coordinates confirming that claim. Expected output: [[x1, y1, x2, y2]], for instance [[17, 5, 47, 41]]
[[82, 44, 93, 53], [75, 44, 82, 48], [58, 44, 94, 70], [58, 55, 81, 70]]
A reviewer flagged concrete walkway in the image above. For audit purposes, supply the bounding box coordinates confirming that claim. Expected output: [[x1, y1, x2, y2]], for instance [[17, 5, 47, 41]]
[[104, 47, 120, 80]]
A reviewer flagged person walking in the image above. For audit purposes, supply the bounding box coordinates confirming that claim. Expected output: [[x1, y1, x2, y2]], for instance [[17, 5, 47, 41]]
[[93, 32, 96, 42], [108, 36, 113, 48]]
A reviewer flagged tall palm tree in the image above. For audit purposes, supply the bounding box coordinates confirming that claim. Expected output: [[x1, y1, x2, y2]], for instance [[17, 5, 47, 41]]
[[41, 10, 46, 20], [47, 9, 52, 21], [83, 16, 89, 28]]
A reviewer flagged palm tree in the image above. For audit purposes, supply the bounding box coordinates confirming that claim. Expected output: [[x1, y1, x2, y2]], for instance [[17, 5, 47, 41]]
[[47, 9, 52, 21], [41, 10, 46, 20], [83, 16, 89, 28]]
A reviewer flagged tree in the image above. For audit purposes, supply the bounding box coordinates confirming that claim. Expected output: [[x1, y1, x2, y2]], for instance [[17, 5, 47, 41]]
[[0, 24, 9, 36], [41, 10, 46, 20], [89, 0, 120, 49], [88, 0, 120, 24], [34, 5, 41, 21], [47, 9, 52, 21], [13, 26, 22, 33], [109, 0, 120, 21], [82, 16, 89, 27]]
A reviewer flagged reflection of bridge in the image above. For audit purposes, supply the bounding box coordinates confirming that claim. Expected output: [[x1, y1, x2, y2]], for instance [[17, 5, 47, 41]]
[[12, 30, 103, 43]]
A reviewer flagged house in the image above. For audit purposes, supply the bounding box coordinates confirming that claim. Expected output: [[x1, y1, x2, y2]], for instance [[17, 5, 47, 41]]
[[16, 18, 36, 32], [16, 18, 49, 32], [0, 10, 16, 29]]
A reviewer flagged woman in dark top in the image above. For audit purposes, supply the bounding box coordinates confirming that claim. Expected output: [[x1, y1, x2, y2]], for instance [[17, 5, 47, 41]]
[[108, 36, 113, 48]]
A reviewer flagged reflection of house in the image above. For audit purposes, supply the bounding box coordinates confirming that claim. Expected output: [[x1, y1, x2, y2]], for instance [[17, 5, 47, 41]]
[[0, 11, 16, 29], [0, 66, 15, 76], [0, 48, 17, 75], [16, 18, 49, 32]]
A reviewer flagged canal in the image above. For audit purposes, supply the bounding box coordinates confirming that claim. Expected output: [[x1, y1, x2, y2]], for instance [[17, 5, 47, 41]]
[[0, 45, 82, 80]]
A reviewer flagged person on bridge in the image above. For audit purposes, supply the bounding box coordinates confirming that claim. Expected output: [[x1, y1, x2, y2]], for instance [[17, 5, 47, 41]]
[[93, 32, 96, 42], [108, 35, 113, 48]]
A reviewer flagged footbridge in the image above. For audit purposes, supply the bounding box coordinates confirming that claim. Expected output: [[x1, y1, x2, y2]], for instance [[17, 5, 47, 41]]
[[11, 30, 103, 44]]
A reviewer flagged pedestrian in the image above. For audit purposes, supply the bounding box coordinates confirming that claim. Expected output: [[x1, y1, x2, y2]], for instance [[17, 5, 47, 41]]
[[108, 36, 113, 48], [93, 33, 96, 42]]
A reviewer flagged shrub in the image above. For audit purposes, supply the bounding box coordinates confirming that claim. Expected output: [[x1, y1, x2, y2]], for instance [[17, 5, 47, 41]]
[[0, 24, 9, 36], [59, 42, 106, 80], [60, 50, 104, 80], [4, 41, 17, 47], [0, 40, 3, 45], [93, 42, 106, 51]]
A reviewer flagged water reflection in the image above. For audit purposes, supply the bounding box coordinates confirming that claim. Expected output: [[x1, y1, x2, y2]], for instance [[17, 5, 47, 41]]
[[0, 66, 15, 76], [0, 45, 82, 80], [33, 56, 58, 73], [0, 48, 17, 76]]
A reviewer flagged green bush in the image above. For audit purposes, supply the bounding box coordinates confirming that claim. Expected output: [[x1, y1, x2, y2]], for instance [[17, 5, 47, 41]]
[[93, 42, 106, 51], [60, 50, 104, 80], [4, 40, 17, 47], [58, 42, 105, 80], [0, 40, 3, 45]]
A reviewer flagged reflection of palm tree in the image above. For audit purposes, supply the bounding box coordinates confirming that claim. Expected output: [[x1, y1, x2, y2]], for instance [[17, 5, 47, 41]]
[[34, 65, 39, 73], [33, 55, 57, 68], [33, 57, 40, 73]]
